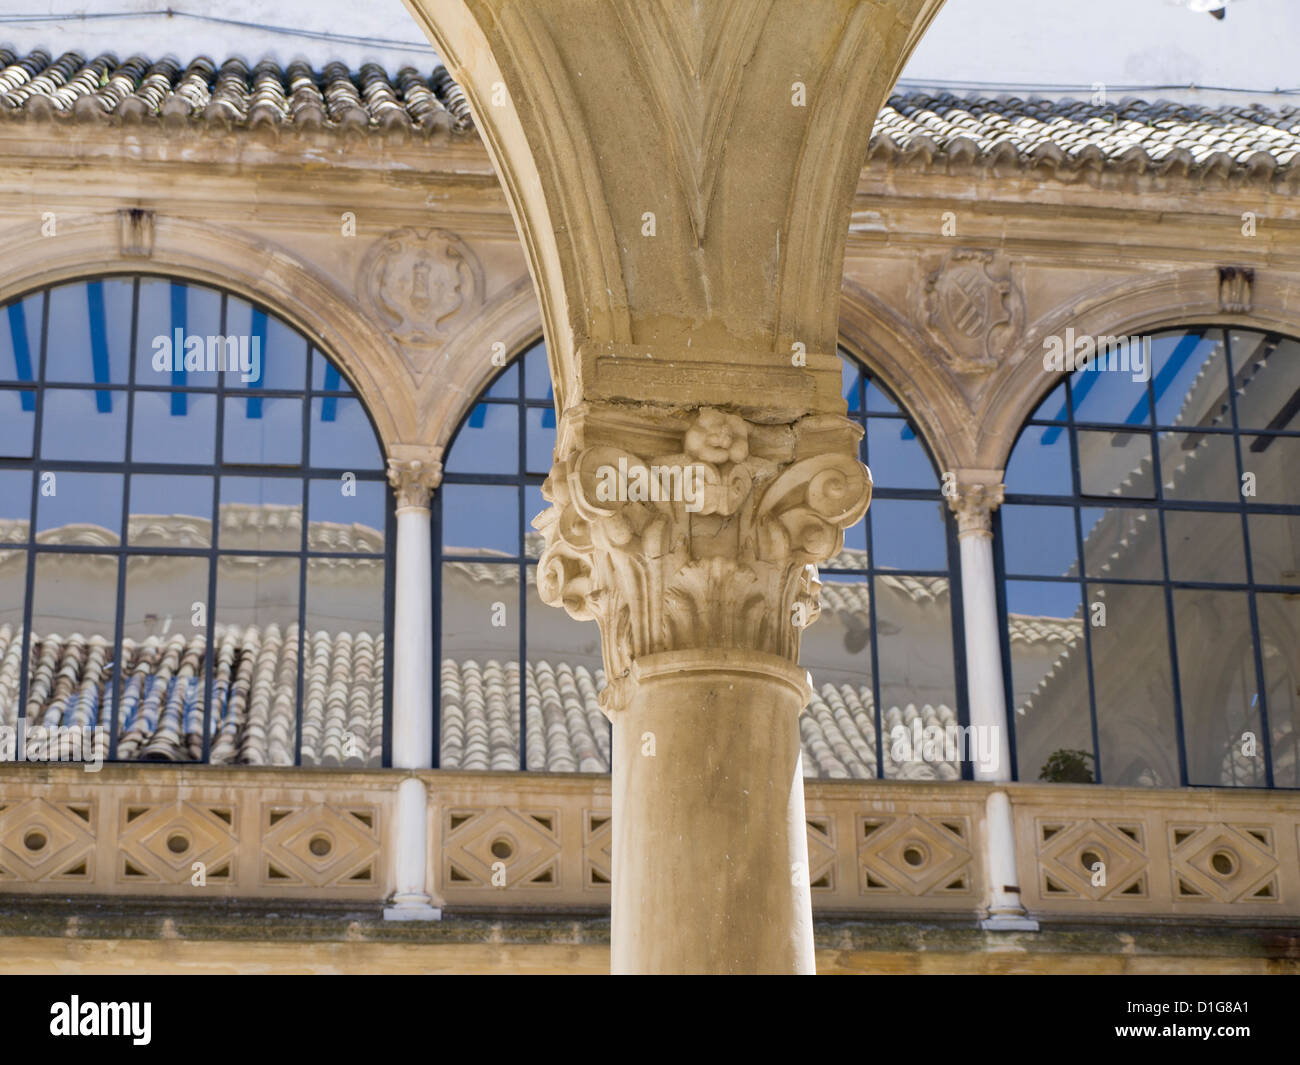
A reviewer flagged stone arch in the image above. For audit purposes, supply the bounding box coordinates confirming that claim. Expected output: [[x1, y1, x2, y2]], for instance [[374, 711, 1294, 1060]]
[[979, 268, 1300, 471], [838, 277, 971, 473], [0, 212, 415, 457]]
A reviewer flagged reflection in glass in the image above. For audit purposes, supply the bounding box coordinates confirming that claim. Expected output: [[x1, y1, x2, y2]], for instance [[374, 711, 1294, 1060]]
[[442, 484, 518, 557], [870, 499, 947, 571], [131, 391, 217, 464], [1150, 329, 1222, 427], [27, 553, 119, 761], [440, 562, 520, 770], [0, 292, 43, 382], [1248, 514, 1299, 587], [1004, 579, 1091, 784], [41, 389, 127, 461], [129, 474, 213, 548], [1005, 424, 1072, 495], [308, 478, 384, 554], [36, 472, 123, 544], [0, 556, 27, 731], [1175, 589, 1264, 787], [0, 390, 35, 458], [117, 555, 208, 762], [214, 554, 301, 766], [310, 397, 382, 470], [46, 279, 133, 385], [1242, 436, 1299, 506], [220, 477, 302, 552], [222, 396, 303, 465], [525, 571, 607, 772], [1076, 430, 1153, 498], [1078, 506, 1163, 581], [1257, 593, 1299, 788], [866, 419, 934, 489], [304, 556, 385, 767], [1164, 511, 1246, 584], [0, 470, 31, 541], [444, 401, 517, 475], [1230, 333, 1299, 431], [1001, 504, 1077, 577]]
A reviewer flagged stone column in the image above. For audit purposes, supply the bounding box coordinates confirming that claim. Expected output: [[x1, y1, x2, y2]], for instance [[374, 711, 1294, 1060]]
[[383, 453, 442, 921], [402, 0, 946, 969], [536, 407, 871, 972], [948, 478, 1035, 930]]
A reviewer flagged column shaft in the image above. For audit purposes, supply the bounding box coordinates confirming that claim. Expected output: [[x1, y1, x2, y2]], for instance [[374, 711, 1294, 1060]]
[[611, 652, 815, 974]]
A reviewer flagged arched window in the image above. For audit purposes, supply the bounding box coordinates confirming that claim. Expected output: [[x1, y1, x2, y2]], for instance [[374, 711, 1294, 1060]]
[[804, 352, 967, 780], [0, 276, 390, 767], [998, 327, 1298, 788], [434, 341, 967, 778]]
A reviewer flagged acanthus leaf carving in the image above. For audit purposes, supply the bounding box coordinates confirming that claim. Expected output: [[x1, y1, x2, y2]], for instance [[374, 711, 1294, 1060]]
[[533, 404, 871, 710]]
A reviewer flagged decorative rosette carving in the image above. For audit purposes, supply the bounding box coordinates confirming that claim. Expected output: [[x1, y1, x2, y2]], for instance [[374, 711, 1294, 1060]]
[[533, 405, 871, 710]]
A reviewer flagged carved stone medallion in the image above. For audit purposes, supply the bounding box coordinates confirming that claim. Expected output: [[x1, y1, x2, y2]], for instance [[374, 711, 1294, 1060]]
[[362, 227, 484, 346], [921, 250, 1024, 375]]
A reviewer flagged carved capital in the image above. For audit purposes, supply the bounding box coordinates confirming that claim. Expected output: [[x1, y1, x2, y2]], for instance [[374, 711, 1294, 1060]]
[[947, 481, 1004, 538], [532, 403, 871, 710], [387, 457, 443, 511]]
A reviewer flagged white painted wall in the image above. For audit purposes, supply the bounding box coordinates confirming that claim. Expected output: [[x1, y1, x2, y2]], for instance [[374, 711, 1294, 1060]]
[[0, 0, 1296, 104]]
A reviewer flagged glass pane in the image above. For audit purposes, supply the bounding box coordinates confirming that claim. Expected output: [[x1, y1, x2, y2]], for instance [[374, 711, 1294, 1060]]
[[131, 391, 217, 464], [303, 556, 385, 767], [308, 477, 385, 553], [865, 379, 901, 414], [1256, 593, 1299, 788], [1174, 589, 1264, 787], [841, 357, 861, 413], [1157, 431, 1240, 502], [442, 484, 518, 557], [27, 553, 119, 739], [525, 568, 608, 773], [1069, 344, 1152, 425], [525, 406, 555, 475], [866, 419, 935, 489], [310, 397, 383, 470], [1001, 504, 1077, 578], [128, 474, 213, 548], [1005, 424, 1072, 496], [1027, 382, 1067, 423], [1151, 329, 1224, 427], [875, 576, 963, 780], [484, 362, 517, 399], [0, 292, 43, 382], [445, 401, 517, 474], [117, 554, 209, 762], [1242, 436, 1299, 505], [1230, 332, 1298, 432], [222, 396, 302, 465], [45, 279, 132, 385], [1078, 506, 1163, 581], [0, 470, 31, 541], [1165, 511, 1246, 584], [311, 350, 353, 392], [524, 484, 547, 559], [226, 297, 307, 390], [0, 555, 26, 730], [801, 571, 877, 780], [219, 477, 303, 552], [1088, 583, 1178, 786], [869, 499, 947, 570], [1004, 580, 1092, 784], [214, 554, 301, 766], [36, 472, 123, 544], [524, 342, 553, 400], [1077, 430, 1154, 498], [136, 280, 225, 388], [440, 561, 520, 770], [41, 388, 127, 461], [824, 515, 869, 570], [0, 389, 36, 457], [1248, 514, 1299, 587]]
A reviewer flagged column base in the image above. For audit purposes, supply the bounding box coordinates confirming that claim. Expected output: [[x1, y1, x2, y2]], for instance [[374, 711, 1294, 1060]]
[[980, 915, 1040, 932], [383, 896, 442, 922]]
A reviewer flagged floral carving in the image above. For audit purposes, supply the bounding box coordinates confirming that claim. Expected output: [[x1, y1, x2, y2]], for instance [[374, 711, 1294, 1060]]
[[533, 404, 871, 710]]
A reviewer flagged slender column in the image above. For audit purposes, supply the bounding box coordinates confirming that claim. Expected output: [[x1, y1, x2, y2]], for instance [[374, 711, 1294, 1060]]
[[948, 479, 1036, 930], [383, 454, 442, 921], [536, 406, 871, 972]]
